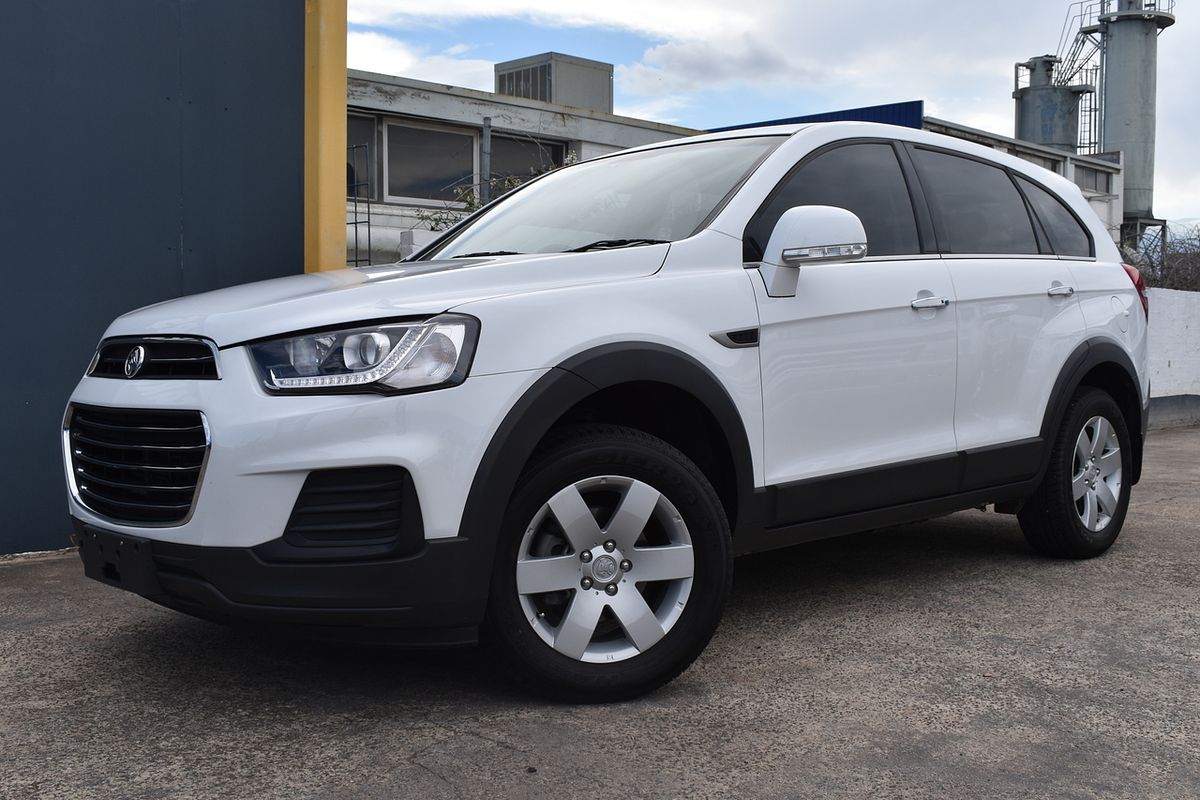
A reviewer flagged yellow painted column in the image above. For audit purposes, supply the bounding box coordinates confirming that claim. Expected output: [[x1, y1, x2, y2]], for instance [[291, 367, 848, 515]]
[[304, 0, 347, 272]]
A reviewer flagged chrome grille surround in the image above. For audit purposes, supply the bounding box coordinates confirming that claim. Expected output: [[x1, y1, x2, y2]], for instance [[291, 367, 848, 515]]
[[88, 336, 220, 380], [63, 404, 211, 527]]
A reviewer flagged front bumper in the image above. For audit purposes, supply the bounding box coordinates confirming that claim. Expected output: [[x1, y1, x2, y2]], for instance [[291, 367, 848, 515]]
[[73, 519, 484, 644], [64, 345, 548, 636]]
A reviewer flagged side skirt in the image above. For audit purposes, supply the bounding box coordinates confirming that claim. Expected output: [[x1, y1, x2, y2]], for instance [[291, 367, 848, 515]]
[[734, 438, 1044, 557], [734, 479, 1039, 556]]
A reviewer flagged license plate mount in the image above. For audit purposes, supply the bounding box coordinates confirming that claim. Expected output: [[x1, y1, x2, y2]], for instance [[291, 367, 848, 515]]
[[77, 527, 162, 596]]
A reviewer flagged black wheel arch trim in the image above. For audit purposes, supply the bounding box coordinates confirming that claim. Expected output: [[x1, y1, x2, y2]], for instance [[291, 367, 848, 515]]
[[456, 343, 758, 625], [557, 343, 757, 533], [1039, 337, 1145, 485]]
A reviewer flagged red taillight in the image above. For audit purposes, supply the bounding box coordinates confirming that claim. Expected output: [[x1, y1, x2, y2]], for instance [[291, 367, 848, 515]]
[[1121, 264, 1149, 319]]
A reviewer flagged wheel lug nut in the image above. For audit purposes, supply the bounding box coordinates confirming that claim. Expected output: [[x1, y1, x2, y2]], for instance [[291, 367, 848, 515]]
[[603, 540, 616, 552], [619, 559, 632, 572], [580, 577, 593, 590], [605, 583, 618, 596], [580, 550, 592, 563]]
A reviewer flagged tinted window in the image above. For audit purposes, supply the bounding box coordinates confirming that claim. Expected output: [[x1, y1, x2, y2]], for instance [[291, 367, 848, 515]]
[[1017, 176, 1093, 257], [913, 148, 1038, 255], [745, 142, 919, 261]]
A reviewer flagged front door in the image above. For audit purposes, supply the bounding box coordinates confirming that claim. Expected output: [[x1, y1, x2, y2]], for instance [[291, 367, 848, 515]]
[[744, 141, 960, 524]]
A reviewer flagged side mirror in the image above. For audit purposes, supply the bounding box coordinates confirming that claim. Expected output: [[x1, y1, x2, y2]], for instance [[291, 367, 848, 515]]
[[759, 205, 868, 297]]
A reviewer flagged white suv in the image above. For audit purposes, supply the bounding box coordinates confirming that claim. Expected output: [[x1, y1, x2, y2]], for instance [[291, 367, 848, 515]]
[[63, 122, 1149, 701]]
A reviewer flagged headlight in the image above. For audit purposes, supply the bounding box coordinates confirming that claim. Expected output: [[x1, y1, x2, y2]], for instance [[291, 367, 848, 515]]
[[247, 315, 478, 394]]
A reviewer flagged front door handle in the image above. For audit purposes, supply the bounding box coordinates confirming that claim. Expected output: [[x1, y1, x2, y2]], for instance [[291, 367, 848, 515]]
[[910, 296, 950, 310], [1047, 284, 1076, 297]]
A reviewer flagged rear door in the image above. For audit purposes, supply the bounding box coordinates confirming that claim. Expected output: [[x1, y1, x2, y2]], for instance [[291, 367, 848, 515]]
[[748, 140, 960, 516], [908, 146, 1088, 480]]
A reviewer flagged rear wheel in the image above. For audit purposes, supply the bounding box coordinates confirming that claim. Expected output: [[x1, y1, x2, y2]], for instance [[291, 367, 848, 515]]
[[1019, 387, 1132, 558], [484, 424, 732, 702]]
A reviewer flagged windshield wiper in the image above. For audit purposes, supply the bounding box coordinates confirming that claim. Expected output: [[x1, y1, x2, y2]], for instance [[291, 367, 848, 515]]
[[450, 250, 522, 258], [565, 238, 670, 252]]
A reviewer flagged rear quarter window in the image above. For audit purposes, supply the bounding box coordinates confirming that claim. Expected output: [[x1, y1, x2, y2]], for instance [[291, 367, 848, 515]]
[[1015, 175, 1094, 258]]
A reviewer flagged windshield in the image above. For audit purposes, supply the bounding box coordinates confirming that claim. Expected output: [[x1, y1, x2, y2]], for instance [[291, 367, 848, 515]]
[[423, 136, 783, 259]]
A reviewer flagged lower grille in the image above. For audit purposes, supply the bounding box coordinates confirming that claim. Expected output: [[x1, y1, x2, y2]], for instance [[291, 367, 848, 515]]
[[283, 466, 419, 548], [66, 405, 209, 525]]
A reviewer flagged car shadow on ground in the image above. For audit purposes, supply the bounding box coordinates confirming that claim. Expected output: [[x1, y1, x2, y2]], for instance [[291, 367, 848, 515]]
[[730, 511, 1041, 604], [87, 512, 1044, 708]]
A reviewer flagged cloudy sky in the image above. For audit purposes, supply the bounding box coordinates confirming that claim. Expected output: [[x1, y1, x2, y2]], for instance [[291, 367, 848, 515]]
[[346, 0, 1199, 222]]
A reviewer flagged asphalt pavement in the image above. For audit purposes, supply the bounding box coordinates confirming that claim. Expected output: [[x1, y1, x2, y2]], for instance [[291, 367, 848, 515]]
[[2, 427, 1198, 799]]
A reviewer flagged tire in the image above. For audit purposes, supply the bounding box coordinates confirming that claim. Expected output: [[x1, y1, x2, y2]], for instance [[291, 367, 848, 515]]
[[484, 424, 732, 703], [1019, 387, 1133, 558]]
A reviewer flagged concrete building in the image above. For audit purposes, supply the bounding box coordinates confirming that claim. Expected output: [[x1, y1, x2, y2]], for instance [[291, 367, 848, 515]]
[[344, 59, 698, 263]]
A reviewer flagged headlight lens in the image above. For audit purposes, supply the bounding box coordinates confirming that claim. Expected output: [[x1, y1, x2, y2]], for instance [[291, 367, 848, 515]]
[[247, 315, 478, 394]]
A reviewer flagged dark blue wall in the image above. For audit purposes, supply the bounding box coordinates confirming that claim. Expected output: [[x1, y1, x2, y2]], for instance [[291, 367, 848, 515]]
[[0, 1, 305, 553]]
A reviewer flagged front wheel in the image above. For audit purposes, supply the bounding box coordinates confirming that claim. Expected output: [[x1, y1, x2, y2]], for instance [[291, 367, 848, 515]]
[[484, 424, 732, 702], [1019, 387, 1133, 558]]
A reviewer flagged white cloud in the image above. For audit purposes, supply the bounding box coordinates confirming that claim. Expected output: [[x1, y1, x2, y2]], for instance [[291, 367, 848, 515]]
[[613, 95, 695, 125], [347, 31, 494, 90], [616, 36, 801, 97]]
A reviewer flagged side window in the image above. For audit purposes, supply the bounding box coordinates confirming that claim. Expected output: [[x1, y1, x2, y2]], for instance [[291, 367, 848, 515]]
[[744, 142, 920, 261], [1016, 176, 1094, 258], [912, 148, 1038, 255]]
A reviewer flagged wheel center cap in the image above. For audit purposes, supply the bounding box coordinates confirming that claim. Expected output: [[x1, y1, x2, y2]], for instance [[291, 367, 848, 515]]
[[591, 554, 619, 583]]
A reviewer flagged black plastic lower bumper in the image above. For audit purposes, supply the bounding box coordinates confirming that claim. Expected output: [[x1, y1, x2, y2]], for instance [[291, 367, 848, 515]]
[[71, 519, 487, 646]]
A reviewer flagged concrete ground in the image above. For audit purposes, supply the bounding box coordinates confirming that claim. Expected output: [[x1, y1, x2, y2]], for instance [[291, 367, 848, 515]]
[[2, 428, 1197, 800]]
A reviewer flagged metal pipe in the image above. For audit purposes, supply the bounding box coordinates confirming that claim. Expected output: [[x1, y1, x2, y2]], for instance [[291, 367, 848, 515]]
[[480, 117, 492, 205]]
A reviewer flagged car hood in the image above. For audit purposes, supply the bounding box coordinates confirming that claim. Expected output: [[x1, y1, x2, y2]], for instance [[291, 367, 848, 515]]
[[104, 246, 669, 346]]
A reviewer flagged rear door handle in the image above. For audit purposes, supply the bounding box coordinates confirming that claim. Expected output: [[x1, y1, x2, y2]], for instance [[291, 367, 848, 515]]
[[1047, 284, 1076, 297], [910, 296, 950, 309]]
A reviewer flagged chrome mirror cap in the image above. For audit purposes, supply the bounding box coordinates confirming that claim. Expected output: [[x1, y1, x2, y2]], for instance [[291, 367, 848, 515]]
[[781, 242, 868, 265]]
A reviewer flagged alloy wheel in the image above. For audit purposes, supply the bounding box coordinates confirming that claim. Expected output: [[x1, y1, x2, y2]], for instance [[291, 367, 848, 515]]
[[515, 475, 695, 663], [1072, 415, 1122, 532]]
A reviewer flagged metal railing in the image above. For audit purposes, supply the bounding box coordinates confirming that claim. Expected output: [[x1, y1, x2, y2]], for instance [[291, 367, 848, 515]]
[[347, 144, 372, 268]]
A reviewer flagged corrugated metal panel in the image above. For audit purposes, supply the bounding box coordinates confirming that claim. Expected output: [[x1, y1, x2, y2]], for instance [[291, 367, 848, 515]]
[[710, 100, 925, 132], [0, 0, 304, 555]]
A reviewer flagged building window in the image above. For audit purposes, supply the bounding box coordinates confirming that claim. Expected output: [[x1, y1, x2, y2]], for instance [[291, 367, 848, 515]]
[[347, 114, 376, 200], [1073, 165, 1111, 194], [490, 136, 564, 182], [385, 122, 477, 204], [1017, 153, 1060, 173]]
